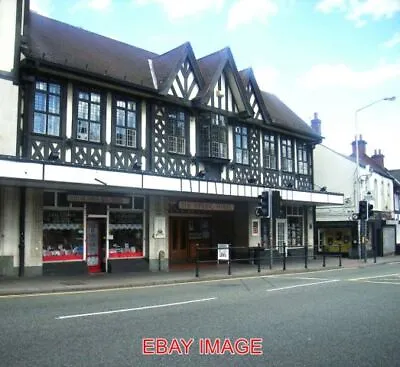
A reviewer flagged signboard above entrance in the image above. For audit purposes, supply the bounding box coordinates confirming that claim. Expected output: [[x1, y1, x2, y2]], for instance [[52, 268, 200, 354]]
[[178, 201, 234, 212], [67, 195, 130, 205]]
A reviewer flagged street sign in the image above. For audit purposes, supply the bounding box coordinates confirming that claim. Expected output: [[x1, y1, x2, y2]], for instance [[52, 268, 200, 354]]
[[217, 244, 230, 261]]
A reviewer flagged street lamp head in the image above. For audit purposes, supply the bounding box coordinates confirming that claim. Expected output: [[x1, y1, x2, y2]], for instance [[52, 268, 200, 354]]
[[384, 96, 396, 101]]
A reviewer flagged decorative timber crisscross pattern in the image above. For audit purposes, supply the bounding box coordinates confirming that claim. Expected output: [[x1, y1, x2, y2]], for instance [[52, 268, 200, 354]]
[[247, 82, 263, 121], [72, 143, 105, 167], [233, 128, 261, 184], [152, 105, 191, 177], [30, 139, 65, 161], [111, 149, 142, 170], [168, 59, 199, 100]]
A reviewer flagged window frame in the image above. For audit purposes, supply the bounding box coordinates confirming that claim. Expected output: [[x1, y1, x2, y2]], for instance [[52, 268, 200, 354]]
[[281, 136, 294, 173], [166, 108, 188, 155], [263, 132, 277, 170], [73, 85, 106, 144], [297, 142, 311, 175], [31, 78, 66, 138], [112, 95, 141, 149], [198, 113, 228, 159], [234, 125, 249, 165]]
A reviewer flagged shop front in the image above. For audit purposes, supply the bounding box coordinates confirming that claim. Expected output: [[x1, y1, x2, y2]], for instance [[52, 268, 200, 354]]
[[168, 199, 240, 264], [42, 191, 147, 275]]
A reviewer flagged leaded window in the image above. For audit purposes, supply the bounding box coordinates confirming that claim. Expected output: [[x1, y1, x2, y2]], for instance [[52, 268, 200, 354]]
[[235, 126, 249, 165], [33, 81, 61, 136], [114, 99, 137, 148], [199, 113, 227, 159], [263, 133, 277, 169], [76, 90, 102, 142], [297, 143, 310, 175], [167, 110, 186, 154], [281, 137, 293, 172]]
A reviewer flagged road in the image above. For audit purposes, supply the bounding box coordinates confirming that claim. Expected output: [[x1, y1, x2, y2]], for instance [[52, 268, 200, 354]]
[[1, 264, 400, 366]]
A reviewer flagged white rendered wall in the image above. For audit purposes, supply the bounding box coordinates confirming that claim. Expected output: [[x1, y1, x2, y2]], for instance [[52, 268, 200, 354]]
[[24, 188, 43, 271], [0, 0, 20, 155], [0, 186, 20, 270], [147, 195, 168, 271]]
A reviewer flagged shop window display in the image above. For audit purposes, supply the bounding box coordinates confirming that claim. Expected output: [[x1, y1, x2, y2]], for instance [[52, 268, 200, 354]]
[[109, 211, 143, 258], [287, 216, 303, 247], [43, 210, 84, 261]]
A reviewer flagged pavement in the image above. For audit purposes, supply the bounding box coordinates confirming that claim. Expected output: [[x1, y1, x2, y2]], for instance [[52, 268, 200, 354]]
[[0, 254, 399, 296]]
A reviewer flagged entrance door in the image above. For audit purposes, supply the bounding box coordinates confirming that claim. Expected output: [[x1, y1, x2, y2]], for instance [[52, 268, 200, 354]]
[[169, 218, 188, 263], [276, 219, 288, 255], [86, 219, 106, 273]]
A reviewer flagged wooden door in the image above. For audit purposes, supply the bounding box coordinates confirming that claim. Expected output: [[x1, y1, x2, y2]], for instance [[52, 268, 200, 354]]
[[169, 218, 188, 262]]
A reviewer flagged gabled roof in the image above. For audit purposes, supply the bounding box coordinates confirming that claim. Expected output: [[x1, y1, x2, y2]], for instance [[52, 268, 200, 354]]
[[239, 67, 273, 123], [195, 47, 253, 116], [26, 12, 157, 90], [260, 91, 322, 141], [152, 42, 204, 95]]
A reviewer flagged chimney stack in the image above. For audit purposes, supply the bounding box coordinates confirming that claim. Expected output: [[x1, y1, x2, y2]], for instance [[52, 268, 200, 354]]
[[371, 149, 385, 167], [351, 134, 367, 157], [311, 112, 321, 136]]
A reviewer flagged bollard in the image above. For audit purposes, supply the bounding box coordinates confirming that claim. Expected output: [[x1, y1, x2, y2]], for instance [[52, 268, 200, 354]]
[[282, 242, 286, 271], [158, 250, 165, 271], [269, 245, 273, 270], [339, 243, 342, 267], [373, 243, 376, 264], [195, 244, 199, 278], [257, 244, 261, 273], [322, 245, 326, 267], [228, 245, 231, 275], [364, 240, 367, 263], [304, 244, 308, 269]]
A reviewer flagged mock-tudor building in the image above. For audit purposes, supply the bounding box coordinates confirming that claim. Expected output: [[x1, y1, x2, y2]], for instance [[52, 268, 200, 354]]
[[0, 0, 343, 277]]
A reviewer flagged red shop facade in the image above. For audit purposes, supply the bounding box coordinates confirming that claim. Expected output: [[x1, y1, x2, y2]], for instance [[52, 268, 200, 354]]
[[42, 191, 147, 275]]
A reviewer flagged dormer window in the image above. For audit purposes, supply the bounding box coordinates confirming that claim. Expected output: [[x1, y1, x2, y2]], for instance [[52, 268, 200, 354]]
[[199, 113, 228, 159]]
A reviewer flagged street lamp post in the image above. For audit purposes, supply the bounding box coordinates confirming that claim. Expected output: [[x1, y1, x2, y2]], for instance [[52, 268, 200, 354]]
[[354, 96, 396, 259]]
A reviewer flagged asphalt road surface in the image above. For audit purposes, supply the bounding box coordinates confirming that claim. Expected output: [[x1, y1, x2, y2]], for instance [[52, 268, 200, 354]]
[[1, 264, 400, 367]]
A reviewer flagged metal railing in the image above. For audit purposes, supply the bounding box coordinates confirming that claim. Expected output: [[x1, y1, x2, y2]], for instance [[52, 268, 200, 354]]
[[193, 243, 344, 278]]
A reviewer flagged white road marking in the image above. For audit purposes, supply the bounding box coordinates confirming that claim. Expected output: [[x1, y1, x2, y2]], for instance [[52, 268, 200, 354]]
[[279, 276, 331, 281], [267, 279, 340, 292], [349, 273, 400, 281], [363, 281, 400, 285], [56, 297, 217, 320], [0, 268, 352, 299]]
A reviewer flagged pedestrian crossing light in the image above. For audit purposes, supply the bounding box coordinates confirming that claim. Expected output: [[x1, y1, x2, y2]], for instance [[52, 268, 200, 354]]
[[358, 200, 367, 220], [255, 191, 269, 217], [368, 204, 374, 219]]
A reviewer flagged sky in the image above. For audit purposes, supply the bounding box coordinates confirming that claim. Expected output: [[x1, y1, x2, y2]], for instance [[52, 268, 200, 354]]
[[30, 0, 400, 169]]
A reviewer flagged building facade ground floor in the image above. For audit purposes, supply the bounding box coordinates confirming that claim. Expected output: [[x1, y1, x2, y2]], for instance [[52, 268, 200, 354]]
[[0, 159, 343, 277], [316, 217, 398, 258]]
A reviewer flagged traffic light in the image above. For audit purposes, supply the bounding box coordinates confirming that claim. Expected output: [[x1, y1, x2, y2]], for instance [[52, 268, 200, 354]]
[[255, 191, 269, 217], [368, 204, 374, 219], [271, 190, 281, 218], [358, 200, 367, 220]]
